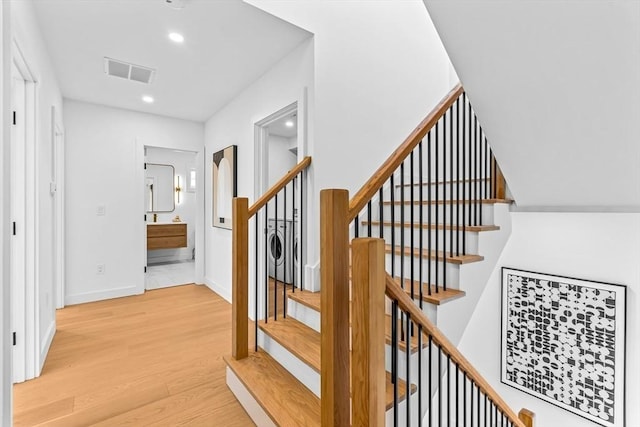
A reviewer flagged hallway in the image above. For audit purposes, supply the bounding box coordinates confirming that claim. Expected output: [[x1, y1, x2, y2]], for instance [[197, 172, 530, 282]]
[[13, 285, 254, 426]]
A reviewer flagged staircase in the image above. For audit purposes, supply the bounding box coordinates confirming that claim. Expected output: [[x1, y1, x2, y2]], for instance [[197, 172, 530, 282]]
[[225, 85, 531, 426]]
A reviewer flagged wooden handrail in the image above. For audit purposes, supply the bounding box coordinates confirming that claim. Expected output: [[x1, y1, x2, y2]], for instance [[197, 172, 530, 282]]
[[248, 156, 311, 218], [348, 84, 463, 221], [384, 273, 525, 427]]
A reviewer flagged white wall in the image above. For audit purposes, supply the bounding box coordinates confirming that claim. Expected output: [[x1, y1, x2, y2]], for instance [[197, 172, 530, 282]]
[[204, 38, 313, 301], [145, 147, 197, 264], [268, 135, 296, 187], [458, 212, 640, 426], [0, 1, 11, 422], [11, 0, 64, 379], [64, 100, 204, 305], [208, 0, 453, 298], [423, 1, 640, 209]]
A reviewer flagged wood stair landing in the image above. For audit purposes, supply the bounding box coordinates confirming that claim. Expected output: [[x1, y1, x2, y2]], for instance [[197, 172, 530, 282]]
[[258, 317, 414, 408], [225, 350, 321, 427], [385, 244, 483, 264]]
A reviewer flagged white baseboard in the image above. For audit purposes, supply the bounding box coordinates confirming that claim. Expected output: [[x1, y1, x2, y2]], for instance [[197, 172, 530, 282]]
[[39, 320, 55, 374], [304, 262, 320, 292], [65, 285, 141, 306], [226, 367, 277, 427], [204, 277, 231, 302]]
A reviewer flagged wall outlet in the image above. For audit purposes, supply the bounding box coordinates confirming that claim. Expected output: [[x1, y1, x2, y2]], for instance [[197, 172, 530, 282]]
[[96, 264, 105, 274], [96, 205, 106, 216]]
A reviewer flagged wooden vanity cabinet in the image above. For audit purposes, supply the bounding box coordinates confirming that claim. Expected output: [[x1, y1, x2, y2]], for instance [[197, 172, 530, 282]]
[[147, 223, 187, 250]]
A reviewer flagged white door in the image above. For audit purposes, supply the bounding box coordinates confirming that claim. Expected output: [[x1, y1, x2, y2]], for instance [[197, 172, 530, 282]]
[[11, 63, 27, 383]]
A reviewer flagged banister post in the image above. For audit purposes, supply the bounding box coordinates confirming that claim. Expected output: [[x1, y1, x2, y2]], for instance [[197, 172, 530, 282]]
[[518, 408, 535, 427], [232, 197, 249, 360], [351, 238, 386, 427], [320, 189, 350, 426], [495, 163, 506, 199]]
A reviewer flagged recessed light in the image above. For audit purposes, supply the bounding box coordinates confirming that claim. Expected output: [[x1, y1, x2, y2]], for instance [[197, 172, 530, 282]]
[[142, 95, 154, 103], [285, 120, 294, 128], [169, 32, 184, 43]]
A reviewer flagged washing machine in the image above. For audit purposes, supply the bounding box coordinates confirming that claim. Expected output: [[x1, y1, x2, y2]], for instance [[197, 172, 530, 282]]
[[267, 219, 293, 284]]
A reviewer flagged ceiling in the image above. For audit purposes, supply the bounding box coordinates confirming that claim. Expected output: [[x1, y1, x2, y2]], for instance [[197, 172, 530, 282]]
[[267, 112, 297, 138], [32, 0, 311, 122]]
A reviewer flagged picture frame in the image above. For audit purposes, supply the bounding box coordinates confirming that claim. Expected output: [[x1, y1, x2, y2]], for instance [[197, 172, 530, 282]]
[[501, 267, 626, 427], [212, 145, 237, 229]]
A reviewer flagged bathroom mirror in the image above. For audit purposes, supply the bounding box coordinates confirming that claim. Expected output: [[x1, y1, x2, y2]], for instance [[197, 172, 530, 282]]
[[145, 163, 175, 212]]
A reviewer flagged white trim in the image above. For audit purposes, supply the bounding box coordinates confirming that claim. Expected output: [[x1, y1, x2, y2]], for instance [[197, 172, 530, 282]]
[[510, 204, 640, 213], [65, 285, 141, 306], [38, 321, 55, 372], [226, 367, 277, 427], [11, 38, 40, 382], [52, 107, 65, 309], [203, 277, 231, 303], [1, 1, 13, 422]]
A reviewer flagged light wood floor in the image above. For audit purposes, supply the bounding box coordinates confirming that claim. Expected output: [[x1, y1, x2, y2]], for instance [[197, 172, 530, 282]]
[[13, 284, 255, 426]]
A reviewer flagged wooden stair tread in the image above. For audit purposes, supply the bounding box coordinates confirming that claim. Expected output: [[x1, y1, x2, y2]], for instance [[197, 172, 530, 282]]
[[224, 350, 321, 427], [258, 316, 415, 407], [382, 198, 512, 205], [287, 289, 321, 312], [385, 244, 483, 264], [259, 317, 321, 373], [362, 220, 499, 232], [395, 277, 465, 305]]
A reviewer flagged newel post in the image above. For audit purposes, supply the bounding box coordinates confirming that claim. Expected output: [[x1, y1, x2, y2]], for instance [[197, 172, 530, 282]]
[[351, 238, 386, 427], [320, 189, 350, 426], [518, 408, 535, 427], [232, 197, 249, 360]]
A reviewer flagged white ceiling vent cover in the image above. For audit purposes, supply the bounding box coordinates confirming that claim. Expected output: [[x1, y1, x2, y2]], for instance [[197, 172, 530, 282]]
[[104, 57, 156, 84]]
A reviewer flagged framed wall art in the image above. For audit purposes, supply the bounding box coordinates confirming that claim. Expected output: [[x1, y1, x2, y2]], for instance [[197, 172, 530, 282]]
[[501, 267, 626, 427], [212, 145, 237, 229]]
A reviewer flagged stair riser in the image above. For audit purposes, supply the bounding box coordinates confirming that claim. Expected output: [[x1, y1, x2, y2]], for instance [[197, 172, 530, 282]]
[[287, 299, 320, 333], [369, 204, 495, 227], [359, 227, 479, 256], [386, 257, 460, 289], [226, 368, 278, 427], [257, 330, 321, 398], [395, 180, 493, 201]]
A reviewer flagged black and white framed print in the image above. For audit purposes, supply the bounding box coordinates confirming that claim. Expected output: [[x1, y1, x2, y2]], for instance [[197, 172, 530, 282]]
[[501, 268, 626, 427], [212, 145, 237, 229]]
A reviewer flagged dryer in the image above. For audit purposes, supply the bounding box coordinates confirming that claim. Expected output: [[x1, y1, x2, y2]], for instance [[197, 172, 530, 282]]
[[267, 219, 293, 284]]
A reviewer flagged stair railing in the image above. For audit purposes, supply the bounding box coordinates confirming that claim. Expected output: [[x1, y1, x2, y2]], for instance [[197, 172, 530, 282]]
[[232, 156, 311, 360], [321, 85, 514, 425], [348, 83, 505, 299], [350, 235, 526, 426]]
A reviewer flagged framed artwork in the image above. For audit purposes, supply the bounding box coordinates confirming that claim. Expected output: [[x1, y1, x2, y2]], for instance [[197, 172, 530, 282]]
[[212, 145, 237, 229], [501, 267, 626, 427]]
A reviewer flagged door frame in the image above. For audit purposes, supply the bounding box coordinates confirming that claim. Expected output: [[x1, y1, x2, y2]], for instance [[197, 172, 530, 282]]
[[136, 140, 205, 290], [52, 106, 65, 309], [11, 38, 39, 383]]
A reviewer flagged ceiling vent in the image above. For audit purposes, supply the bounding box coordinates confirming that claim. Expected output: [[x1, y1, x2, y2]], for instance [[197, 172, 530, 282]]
[[103, 57, 156, 84]]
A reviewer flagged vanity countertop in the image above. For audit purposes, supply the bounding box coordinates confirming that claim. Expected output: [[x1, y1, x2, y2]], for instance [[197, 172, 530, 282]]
[[147, 222, 184, 225]]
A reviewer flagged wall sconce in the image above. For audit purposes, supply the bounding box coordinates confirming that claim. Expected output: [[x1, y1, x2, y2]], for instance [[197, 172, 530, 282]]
[[175, 175, 182, 204]]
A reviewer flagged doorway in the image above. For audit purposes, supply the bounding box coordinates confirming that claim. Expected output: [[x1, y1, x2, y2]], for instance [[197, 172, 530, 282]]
[[144, 146, 198, 290]]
